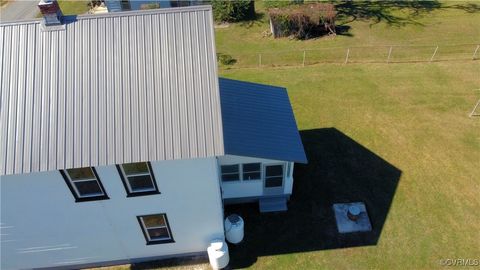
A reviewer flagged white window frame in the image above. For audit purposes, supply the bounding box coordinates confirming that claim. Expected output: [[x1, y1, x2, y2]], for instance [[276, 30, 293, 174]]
[[63, 167, 106, 199], [118, 163, 158, 195], [286, 162, 293, 178], [138, 214, 174, 244]]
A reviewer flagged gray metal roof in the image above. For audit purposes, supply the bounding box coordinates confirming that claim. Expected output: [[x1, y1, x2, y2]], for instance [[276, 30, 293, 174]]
[[219, 78, 307, 164], [0, 6, 224, 175]]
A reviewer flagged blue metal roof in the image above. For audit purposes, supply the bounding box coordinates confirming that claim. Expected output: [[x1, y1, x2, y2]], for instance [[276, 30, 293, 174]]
[[219, 78, 307, 164]]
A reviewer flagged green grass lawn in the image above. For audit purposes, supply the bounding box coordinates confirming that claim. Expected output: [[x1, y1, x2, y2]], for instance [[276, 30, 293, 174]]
[[58, 0, 90, 15], [216, 1, 480, 68], [34, 0, 90, 17], [220, 61, 479, 269]]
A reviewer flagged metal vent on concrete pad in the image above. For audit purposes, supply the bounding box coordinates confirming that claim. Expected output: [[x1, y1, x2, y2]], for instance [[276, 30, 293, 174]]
[[333, 202, 372, 233]]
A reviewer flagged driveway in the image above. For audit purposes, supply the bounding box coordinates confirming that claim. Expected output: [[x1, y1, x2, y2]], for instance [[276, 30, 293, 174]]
[[0, 0, 39, 22]]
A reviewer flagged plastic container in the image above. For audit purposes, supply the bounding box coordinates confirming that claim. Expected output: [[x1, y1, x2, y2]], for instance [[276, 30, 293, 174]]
[[224, 214, 244, 244], [207, 239, 229, 270]]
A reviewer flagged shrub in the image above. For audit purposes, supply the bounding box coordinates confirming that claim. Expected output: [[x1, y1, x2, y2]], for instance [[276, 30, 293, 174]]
[[211, 0, 255, 22], [268, 3, 336, 39], [217, 53, 237, 66]]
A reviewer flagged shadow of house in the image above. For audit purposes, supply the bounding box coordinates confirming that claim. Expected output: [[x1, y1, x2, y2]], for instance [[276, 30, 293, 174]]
[[225, 128, 402, 268]]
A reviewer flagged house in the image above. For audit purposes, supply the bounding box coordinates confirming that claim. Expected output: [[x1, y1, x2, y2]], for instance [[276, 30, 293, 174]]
[[0, 2, 307, 270]]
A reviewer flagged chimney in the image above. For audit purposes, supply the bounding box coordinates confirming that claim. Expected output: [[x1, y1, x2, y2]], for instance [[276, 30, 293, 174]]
[[38, 0, 63, 26]]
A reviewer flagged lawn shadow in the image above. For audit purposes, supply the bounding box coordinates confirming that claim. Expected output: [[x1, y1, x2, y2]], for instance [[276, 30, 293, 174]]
[[62, 15, 78, 25], [129, 255, 209, 270], [335, 24, 352, 37], [225, 127, 402, 268], [239, 12, 266, 28], [334, 0, 480, 27], [334, 0, 439, 26]]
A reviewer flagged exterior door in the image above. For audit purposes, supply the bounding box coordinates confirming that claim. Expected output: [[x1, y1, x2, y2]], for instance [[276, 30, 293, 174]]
[[263, 164, 285, 195]]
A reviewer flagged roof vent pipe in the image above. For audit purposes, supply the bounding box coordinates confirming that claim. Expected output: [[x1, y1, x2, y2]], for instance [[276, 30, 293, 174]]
[[38, 0, 63, 26]]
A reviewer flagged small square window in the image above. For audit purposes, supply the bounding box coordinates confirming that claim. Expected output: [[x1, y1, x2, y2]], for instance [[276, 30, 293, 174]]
[[138, 214, 174, 245], [242, 163, 261, 180], [221, 165, 240, 181], [118, 162, 160, 197], [61, 167, 109, 202]]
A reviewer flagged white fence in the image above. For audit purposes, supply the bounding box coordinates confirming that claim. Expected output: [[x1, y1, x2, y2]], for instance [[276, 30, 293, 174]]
[[219, 43, 480, 69]]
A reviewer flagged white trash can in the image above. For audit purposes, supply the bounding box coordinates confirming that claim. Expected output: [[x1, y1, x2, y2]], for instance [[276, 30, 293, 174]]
[[207, 239, 229, 270], [225, 214, 244, 244]]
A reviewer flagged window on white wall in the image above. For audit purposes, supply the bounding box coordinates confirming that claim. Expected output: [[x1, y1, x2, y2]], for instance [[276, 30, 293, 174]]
[[117, 162, 159, 197], [61, 167, 109, 202], [242, 163, 261, 180], [221, 164, 240, 181], [138, 214, 174, 245]]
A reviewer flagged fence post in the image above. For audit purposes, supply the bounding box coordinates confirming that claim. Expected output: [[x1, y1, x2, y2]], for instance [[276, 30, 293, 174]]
[[430, 46, 439, 62], [344, 48, 350, 64], [473, 45, 480, 60], [387, 46, 393, 63], [258, 53, 262, 67], [302, 50, 306, 67]]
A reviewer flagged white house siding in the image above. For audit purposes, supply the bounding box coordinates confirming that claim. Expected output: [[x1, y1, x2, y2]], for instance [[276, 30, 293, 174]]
[[0, 157, 224, 270], [218, 155, 294, 200]]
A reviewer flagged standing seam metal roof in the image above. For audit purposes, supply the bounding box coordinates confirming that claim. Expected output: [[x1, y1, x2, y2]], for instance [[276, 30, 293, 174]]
[[219, 78, 307, 164], [0, 6, 224, 175]]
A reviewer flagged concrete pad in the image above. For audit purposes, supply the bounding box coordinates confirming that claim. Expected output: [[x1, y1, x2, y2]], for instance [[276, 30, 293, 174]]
[[333, 202, 372, 233]]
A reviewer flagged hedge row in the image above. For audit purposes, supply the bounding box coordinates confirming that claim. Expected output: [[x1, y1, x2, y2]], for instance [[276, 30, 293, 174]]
[[211, 0, 255, 22]]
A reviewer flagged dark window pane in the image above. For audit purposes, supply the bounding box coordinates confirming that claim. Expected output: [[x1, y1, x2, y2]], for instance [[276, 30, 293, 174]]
[[143, 215, 166, 228], [265, 177, 283, 187], [74, 180, 103, 196], [67, 167, 95, 180], [222, 173, 240, 181], [128, 175, 155, 192], [170, 1, 191, 8], [122, 162, 149, 175], [120, 0, 131, 10], [221, 165, 239, 174], [243, 163, 260, 172], [243, 172, 261, 180], [266, 165, 283, 177], [147, 227, 170, 240]]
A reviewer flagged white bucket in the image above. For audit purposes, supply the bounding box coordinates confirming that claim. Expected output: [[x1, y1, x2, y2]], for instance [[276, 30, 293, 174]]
[[207, 239, 229, 270]]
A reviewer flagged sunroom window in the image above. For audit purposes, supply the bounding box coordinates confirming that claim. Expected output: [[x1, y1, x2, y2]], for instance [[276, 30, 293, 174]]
[[221, 164, 240, 181], [242, 163, 261, 180]]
